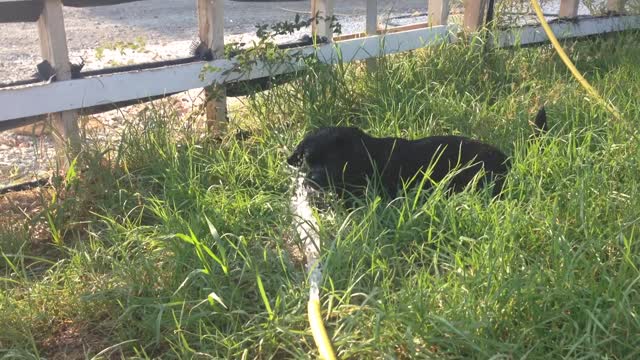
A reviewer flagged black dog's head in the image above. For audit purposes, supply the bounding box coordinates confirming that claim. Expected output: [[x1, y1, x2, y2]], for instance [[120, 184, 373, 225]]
[[287, 126, 374, 191]]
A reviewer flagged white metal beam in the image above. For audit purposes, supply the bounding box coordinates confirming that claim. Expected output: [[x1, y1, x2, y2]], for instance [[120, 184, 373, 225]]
[[2, 16, 640, 124], [0, 25, 453, 122]]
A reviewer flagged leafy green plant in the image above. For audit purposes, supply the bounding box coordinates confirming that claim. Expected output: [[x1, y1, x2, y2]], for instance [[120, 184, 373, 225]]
[[199, 13, 342, 81]]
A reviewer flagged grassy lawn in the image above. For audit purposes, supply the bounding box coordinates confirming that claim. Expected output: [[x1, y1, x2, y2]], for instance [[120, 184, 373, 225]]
[[2, 30, 640, 359]]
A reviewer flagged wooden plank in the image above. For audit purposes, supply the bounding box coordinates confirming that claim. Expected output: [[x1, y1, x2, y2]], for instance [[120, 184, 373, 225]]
[[37, 0, 80, 164], [311, 0, 335, 41], [197, 0, 226, 135], [333, 32, 367, 41], [0, 58, 235, 123], [0, 92, 180, 133], [1, 73, 300, 132], [463, 0, 487, 31], [333, 22, 431, 42], [382, 22, 431, 33], [322, 25, 454, 63], [559, 0, 579, 18], [3, 15, 640, 124], [429, 0, 450, 26], [607, 0, 626, 13], [494, 15, 640, 47]]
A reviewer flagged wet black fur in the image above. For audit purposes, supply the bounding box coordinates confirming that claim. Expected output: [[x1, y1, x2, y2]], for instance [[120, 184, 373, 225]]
[[288, 107, 548, 199]]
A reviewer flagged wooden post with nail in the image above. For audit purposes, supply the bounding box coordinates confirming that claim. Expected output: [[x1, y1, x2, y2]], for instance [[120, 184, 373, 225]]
[[559, 0, 579, 18], [197, 0, 227, 136], [365, 0, 377, 72], [463, 0, 487, 31], [38, 0, 80, 170], [429, 0, 450, 26], [311, 0, 335, 42]]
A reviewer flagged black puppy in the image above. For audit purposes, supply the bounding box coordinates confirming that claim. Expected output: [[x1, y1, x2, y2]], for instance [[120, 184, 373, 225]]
[[288, 108, 547, 198]]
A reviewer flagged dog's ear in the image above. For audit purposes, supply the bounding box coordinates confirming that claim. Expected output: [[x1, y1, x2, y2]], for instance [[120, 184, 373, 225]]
[[534, 107, 548, 133], [287, 142, 305, 167]]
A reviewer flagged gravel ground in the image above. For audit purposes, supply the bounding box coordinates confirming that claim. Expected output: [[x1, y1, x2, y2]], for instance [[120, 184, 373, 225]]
[[0, 0, 592, 188], [0, 0, 434, 82]]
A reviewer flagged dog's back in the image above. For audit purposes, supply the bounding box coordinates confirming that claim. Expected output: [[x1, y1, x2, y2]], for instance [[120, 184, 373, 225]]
[[288, 107, 548, 198], [368, 134, 509, 195]]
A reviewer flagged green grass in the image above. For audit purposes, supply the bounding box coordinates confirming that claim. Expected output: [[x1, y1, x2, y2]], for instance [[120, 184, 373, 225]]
[[2, 30, 640, 359]]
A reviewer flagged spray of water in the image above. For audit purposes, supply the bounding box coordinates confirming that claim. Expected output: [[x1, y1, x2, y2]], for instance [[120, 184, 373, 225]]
[[290, 175, 323, 300]]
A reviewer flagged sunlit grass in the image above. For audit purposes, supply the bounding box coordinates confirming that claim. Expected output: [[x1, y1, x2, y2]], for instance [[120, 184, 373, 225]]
[[2, 30, 640, 359]]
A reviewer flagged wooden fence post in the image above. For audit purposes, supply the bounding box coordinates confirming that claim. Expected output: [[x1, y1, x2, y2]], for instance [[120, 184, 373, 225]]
[[366, 0, 377, 35], [311, 0, 335, 41], [365, 0, 377, 72], [463, 0, 487, 31], [37, 0, 80, 169], [607, 0, 626, 13], [197, 0, 226, 135], [429, 0, 450, 26], [559, 0, 579, 17]]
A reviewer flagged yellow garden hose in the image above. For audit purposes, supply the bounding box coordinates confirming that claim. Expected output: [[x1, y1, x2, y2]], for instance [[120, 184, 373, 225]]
[[308, 298, 337, 360], [291, 176, 337, 360], [530, 0, 622, 120]]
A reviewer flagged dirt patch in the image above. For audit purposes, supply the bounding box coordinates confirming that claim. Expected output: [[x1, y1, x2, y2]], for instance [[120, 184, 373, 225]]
[[1, 189, 123, 360], [40, 320, 119, 360], [0, 187, 53, 244]]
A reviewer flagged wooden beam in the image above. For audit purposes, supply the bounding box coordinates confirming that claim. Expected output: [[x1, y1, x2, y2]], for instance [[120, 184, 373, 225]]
[[37, 0, 80, 167], [311, 0, 335, 41], [197, 0, 226, 135], [607, 0, 626, 14], [0, 93, 180, 133], [333, 21, 432, 42], [429, 0, 450, 26], [333, 32, 367, 41], [559, 0, 579, 18], [379, 22, 430, 33], [494, 15, 640, 47], [463, 0, 487, 31]]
